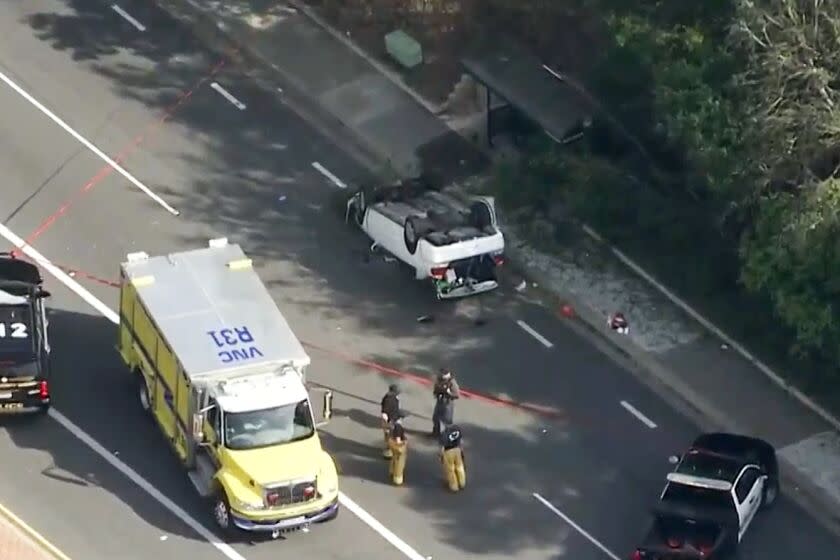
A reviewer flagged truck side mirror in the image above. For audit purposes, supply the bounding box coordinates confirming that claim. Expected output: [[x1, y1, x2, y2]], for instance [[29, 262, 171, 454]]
[[322, 390, 333, 421], [192, 412, 206, 442], [311, 388, 334, 427], [37, 290, 51, 298]]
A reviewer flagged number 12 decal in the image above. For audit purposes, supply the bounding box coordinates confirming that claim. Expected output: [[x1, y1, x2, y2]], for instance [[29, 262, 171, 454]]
[[0, 322, 28, 338]]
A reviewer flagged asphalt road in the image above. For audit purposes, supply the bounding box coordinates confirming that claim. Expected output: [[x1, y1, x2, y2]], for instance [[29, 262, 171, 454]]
[[0, 1, 838, 559]]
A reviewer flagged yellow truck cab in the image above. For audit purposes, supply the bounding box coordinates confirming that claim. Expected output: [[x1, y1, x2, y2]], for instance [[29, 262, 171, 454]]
[[117, 238, 339, 538]]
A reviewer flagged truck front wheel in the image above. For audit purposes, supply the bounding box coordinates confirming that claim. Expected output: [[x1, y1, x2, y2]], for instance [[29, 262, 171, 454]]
[[213, 492, 237, 537]]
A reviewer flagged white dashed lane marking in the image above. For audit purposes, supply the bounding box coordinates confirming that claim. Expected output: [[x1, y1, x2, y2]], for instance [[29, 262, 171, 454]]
[[516, 320, 553, 348], [620, 400, 658, 429], [312, 162, 347, 189], [111, 4, 146, 32], [210, 82, 247, 110]]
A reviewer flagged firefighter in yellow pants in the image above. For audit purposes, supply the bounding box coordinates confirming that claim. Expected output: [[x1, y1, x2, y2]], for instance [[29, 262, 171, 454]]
[[440, 423, 466, 492], [380, 384, 401, 459], [387, 413, 408, 485]]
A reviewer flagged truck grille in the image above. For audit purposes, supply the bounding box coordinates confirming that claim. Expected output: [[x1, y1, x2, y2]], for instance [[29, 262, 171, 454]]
[[264, 480, 317, 507]]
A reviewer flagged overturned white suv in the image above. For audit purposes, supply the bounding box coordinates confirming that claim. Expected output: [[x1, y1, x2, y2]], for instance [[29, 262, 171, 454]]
[[345, 179, 505, 300]]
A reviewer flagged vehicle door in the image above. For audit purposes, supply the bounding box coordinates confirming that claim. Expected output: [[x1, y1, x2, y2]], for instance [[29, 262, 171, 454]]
[[202, 397, 222, 467], [733, 466, 763, 540], [36, 299, 50, 376], [37, 299, 49, 356]]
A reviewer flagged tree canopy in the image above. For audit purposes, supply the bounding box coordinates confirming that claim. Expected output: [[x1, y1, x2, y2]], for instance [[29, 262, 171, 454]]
[[733, 0, 840, 364], [502, 0, 840, 378]]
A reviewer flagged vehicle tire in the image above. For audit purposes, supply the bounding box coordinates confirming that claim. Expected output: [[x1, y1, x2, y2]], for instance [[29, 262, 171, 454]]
[[213, 492, 238, 538], [469, 201, 493, 231], [34, 404, 50, 417], [137, 372, 151, 415], [404, 216, 431, 255], [761, 476, 779, 509]]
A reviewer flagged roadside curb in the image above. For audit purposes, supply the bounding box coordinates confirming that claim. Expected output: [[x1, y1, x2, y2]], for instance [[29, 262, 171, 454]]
[[292, 0, 840, 436], [152, 0, 402, 182], [287, 1, 445, 117], [0, 502, 71, 560], [153, 0, 840, 538], [576, 225, 840, 434], [502, 241, 840, 538]]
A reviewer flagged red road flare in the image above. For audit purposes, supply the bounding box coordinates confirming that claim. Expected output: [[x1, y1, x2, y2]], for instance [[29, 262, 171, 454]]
[[302, 341, 567, 420], [2, 257, 562, 418], [10, 42, 563, 420], [15, 254, 120, 288], [58, 267, 121, 288], [20, 52, 235, 248]]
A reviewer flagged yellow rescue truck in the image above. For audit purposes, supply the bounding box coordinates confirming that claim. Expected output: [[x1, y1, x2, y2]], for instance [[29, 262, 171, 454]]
[[117, 238, 339, 538]]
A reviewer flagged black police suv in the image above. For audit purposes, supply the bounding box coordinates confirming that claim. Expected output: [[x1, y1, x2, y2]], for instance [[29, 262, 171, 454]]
[[0, 252, 51, 414], [631, 432, 780, 559]]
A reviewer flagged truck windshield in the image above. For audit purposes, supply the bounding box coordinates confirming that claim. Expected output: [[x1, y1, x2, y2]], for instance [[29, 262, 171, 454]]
[[224, 400, 315, 450], [0, 305, 35, 356]]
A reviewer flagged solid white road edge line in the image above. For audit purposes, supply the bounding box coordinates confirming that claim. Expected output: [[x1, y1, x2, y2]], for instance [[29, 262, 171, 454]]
[[0, 69, 179, 216], [0, 223, 118, 323], [619, 400, 657, 429], [48, 409, 246, 560], [516, 320, 553, 348], [311, 162, 347, 189], [111, 4, 147, 32], [0, 221, 428, 560], [210, 83, 246, 110], [532, 493, 621, 560]]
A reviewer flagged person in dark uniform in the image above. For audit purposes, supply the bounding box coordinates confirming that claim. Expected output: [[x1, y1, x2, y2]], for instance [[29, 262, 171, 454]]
[[387, 412, 408, 485], [431, 369, 460, 437], [440, 423, 466, 492], [380, 384, 401, 458]]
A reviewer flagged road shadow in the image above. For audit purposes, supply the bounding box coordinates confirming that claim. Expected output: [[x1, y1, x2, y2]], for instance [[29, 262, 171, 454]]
[[20, 0, 514, 346], [18, 3, 662, 557], [325, 395, 659, 557], [1, 308, 219, 543]]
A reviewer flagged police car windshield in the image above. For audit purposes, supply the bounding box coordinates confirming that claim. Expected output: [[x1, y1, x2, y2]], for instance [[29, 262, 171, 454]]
[[0, 305, 35, 356], [223, 400, 314, 450]]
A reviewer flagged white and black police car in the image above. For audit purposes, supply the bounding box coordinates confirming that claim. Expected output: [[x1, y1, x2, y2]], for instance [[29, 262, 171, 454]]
[[631, 432, 779, 559]]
